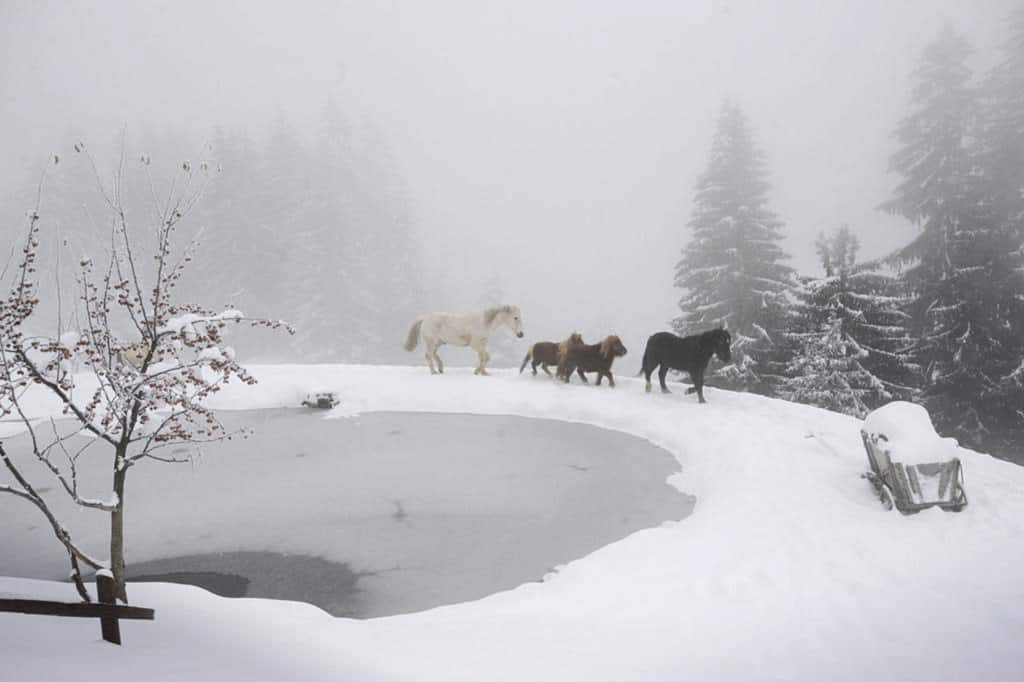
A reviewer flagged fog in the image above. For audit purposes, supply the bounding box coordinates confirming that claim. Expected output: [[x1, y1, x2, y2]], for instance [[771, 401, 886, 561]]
[[0, 0, 1017, 361]]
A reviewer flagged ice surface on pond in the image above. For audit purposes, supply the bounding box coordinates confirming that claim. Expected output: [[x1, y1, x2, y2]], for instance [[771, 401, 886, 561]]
[[128, 551, 360, 615], [862, 401, 961, 465], [0, 409, 692, 618]]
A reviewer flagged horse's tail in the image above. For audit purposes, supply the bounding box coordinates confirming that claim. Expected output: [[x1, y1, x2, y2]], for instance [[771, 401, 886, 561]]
[[519, 347, 533, 374], [404, 318, 424, 352], [637, 345, 649, 376]]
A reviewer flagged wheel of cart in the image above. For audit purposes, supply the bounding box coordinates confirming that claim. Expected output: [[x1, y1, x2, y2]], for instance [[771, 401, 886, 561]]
[[860, 402, 968, 514]]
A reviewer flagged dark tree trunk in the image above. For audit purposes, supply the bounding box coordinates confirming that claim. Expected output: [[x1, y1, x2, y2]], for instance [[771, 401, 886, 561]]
[[110, 454, 128, 602]]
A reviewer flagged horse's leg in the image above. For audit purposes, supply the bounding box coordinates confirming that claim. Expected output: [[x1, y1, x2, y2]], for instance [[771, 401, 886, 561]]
[[424, 339, 439, 374], [694, 370, 706, 403], [539, 362, 551, 376], [560, 363, 574, 383], [472, 340, 490, 375], [577, 368, 589, 384], [606, 370, 616, 388], [659, 365, 671, 393], [435, 346, 445, 374]]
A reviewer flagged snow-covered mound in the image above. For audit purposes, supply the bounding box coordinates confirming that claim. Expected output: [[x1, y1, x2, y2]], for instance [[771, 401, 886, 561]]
[[862, 401, 961, 464], [3, 364, 1024, 682]]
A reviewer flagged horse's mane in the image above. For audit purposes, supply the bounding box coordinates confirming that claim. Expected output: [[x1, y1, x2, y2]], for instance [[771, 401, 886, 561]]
[[484, 304, 514, 325], [599, 335, 622, 359], [558, 332, 583, 355]]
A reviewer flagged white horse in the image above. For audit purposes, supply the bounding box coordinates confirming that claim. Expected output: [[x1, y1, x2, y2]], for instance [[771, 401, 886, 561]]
[[404, 305, 525, 375]]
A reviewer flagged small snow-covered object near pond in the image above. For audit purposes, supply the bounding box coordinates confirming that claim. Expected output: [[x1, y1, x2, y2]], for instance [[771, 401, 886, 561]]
[[302, 391, 339, 409], [860, 402, 967, 513]]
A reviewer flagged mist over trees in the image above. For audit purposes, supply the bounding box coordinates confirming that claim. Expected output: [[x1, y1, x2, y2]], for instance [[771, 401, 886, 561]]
[[1, 96, 423, 365], [2, 7, 1020, 458], [672, 18, 1024, 457]]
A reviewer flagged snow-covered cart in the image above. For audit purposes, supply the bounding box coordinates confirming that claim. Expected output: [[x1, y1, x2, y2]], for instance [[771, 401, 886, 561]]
[[860, 402, 968, 513], [302, 391, 339, 409]]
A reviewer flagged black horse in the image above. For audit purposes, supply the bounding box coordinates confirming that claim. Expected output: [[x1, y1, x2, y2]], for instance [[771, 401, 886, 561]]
[[640, 328, 732, 403]]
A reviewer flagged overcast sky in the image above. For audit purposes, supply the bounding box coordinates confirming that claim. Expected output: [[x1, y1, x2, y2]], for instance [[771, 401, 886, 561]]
[[1, 0, 1017, 350]]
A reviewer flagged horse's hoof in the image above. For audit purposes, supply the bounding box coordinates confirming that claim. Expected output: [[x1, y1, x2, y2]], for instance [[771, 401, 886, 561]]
[[661, 388, 671, 394], [645, 382, 652, 393]]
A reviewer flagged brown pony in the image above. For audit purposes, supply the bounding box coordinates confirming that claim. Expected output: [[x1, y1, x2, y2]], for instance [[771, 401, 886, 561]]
[[520, 333, 585, 378], [557, 335, 628, 387]]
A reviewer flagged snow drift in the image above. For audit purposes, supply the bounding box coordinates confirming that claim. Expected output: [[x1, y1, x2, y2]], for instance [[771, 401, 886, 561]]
[[3, 364, 1024, 682]]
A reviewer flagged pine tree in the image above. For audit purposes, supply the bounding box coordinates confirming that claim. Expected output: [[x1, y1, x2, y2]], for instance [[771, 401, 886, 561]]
[[188, 126, 258, 310], [781, 226, 916, 417], [973, 8, 1024, 453], [287, 95, 376, 362], [220, 117, 311, 359], [979, 6, 1024, 224], [673, 101, 795, 394], [349, 119, 423, 363], [883, 26, 1024, 452]]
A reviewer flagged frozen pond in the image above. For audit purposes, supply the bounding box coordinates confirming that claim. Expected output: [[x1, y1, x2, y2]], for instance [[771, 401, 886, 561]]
[[0, 410, 692, 618]]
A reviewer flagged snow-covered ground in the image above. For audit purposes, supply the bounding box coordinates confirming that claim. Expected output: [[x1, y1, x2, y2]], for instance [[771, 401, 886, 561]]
[[3, 364, 1024, 682]]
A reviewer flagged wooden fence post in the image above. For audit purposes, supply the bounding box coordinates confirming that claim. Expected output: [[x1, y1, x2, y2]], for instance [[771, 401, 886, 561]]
[[96, 572, 121, 645]]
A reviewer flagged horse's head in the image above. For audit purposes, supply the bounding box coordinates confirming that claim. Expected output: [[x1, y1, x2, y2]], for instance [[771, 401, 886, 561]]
[[706, 327, 732, 363], [600, 335, 628, 359], [504, 305, 524, 338]]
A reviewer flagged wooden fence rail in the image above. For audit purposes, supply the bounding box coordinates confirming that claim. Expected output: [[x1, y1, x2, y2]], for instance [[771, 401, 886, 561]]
[[0, 574, 154, 644]]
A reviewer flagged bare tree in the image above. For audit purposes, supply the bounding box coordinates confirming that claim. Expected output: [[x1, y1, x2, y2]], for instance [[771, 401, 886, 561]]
[[0, 147, 291, 602]]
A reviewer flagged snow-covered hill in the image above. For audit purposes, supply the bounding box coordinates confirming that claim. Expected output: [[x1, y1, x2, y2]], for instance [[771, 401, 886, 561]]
[[3, 365, 1024, 682]]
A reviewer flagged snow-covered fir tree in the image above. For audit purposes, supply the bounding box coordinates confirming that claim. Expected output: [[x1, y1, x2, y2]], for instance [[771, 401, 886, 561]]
[[673, 101, 796, 394], [973, 8, 1024, 453], [173, 104, 421, 363], [224, 115, 314, 359], [883, 26, 1024, 453], [348, 120, 424, 364], [287, 95, 377, 362], [189, 126, 258, 309], [781, 226, 916, 417], [979, 6, 1024, 225]]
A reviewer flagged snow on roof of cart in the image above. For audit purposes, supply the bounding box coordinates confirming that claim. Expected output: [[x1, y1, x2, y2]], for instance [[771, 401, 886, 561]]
[[862, 401, 961, 465]]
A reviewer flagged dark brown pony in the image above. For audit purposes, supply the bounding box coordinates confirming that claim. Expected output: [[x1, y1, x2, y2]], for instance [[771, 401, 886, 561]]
[[520, 333, 585, 377], [640, 328, 732, 403], [557, 335, 628, 387]]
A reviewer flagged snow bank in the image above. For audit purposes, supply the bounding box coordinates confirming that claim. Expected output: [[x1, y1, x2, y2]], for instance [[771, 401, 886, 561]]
[[862, 401, 961, 464], [3, 365, 1024, 682]]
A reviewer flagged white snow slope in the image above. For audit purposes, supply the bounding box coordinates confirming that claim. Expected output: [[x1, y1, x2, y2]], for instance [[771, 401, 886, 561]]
[[3, 364, 1024, 682]]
